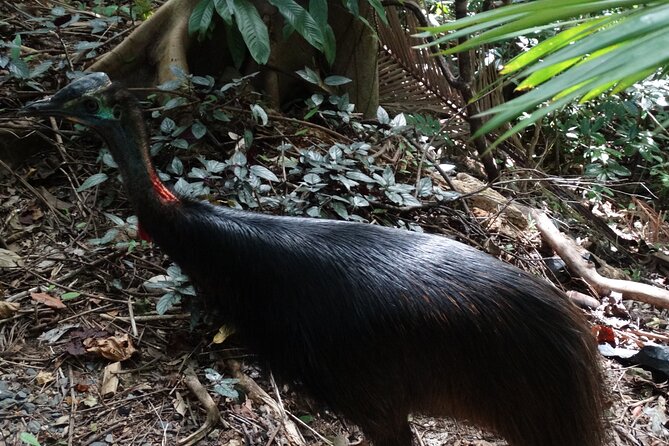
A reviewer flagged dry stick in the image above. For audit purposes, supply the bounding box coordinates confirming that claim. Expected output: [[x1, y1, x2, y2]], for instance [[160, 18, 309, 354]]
[[178, 370, 220, 446], [227, 359, 307, 446], [531, 210, 669, 309], [68, 365, 76, 446], [99, 313, 191, 323], [127, 296, 138, 337]]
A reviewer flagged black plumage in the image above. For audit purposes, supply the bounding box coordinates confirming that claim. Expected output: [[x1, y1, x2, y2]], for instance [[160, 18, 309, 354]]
[[22, 73, 606, 446]]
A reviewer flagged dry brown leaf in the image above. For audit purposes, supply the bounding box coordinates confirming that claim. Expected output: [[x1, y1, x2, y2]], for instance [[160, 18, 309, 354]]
[[213, 324, 236, 344], [173, 390, 187, 416], [0, 248, 23, 268], [39, 186, 73, 210], [101, 361, 121, 397], [31, 292, 66, 309], [0, 301, 20, 318], [83, 333, 137, 361], [35, 370, 55, 385]]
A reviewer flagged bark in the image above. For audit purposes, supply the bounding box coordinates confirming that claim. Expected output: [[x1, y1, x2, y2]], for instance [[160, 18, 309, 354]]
[[453, 0, 499, 182]]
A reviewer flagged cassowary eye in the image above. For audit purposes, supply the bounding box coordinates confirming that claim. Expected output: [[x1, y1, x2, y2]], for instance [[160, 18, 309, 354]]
[[83, 98, 99, 113]]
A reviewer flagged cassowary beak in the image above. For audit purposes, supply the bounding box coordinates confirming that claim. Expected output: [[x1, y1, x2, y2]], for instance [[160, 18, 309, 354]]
[[19, 97, 60, 117]]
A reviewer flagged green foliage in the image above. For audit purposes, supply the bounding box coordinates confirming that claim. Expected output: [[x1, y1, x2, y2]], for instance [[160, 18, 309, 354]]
[[88, 213, 143, 252], [144, 264, 196, 315], [19, 433, 40, 446], [0, 34, 52, 86], [546, 78, 669, 200], [188, 0, 384, 65], [204, 368, 240, 398], [420, 0, 669, 146]]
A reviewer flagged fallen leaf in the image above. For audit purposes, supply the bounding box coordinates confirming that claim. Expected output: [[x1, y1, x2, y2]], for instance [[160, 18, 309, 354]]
[[40, 186, 73, 210], [173, 391, 187, 416], [0, 301, 20, 318], [52, 415, 69, 426], [213, 324, 236, 344], [64, 328, 111, 356], [31, 292, 66, 309], [84, 333, 137, 361], [37, 323, 79, 343], [101, 362, 121, 397], [35, 370, 55, 385], [82, 394, 98, 407], [0, 249, 23, 268]]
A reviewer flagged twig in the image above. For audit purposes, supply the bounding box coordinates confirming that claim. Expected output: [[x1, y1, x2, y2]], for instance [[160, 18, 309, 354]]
[[532, 210, 669, 308], [99, 313, 191, 322], [68, 365, 76, 446], [127, 297, 138, 337]]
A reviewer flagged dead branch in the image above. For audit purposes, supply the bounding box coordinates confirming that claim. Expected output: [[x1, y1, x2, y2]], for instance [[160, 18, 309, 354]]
[[532, 210, 669, 309]]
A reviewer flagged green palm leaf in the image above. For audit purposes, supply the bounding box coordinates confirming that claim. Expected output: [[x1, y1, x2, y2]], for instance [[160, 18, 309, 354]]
[[420, 0, 669, 143]]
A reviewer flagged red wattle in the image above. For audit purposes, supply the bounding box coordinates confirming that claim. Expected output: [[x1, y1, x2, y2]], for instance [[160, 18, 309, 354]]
[[151, 172, 178, 203], [137, 172, 178, 241]]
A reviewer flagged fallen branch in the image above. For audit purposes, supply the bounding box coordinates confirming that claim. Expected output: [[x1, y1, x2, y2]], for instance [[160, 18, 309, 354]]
[[531, 210, 669, 309]]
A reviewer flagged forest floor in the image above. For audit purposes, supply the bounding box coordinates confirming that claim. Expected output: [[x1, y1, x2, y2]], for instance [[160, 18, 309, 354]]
[[1, 1, 669, 446]]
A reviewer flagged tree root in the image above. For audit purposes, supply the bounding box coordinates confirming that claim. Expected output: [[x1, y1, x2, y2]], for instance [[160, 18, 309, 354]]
[[179, 369, 221, 446], [89, 0, 199, 85], [531, 210, 669, 309]]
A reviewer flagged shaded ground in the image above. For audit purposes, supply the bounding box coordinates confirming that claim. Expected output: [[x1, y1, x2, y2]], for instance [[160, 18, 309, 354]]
[[1, 1, 669, 446]]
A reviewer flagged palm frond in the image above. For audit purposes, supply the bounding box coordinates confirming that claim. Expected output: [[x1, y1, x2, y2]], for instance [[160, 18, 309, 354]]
[[420, 0, 669, 143]]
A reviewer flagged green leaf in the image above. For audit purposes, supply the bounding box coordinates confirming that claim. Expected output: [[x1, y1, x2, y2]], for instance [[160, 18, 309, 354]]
[[250, 165, 280, 182], [77, 173, 108, 192], [9, 59, 30, 79], [343, 0, 359, 17], [309, 0, 327, 25], [161, 117, 176, 133], [250, 104, 268, 125], [296, 67, 321, 84], [191, 121, 207, 139], [322, 24, 336, 65], [231, 0, 270, 64], [19, 432, 40, 446], [61, 292, 81, 300], [331, 201, 349, 219], [324, 75, 352, 86], [501, 17, 610, 74], [267, 0, 324, 50], [157, 292, 180, 315], [189, 0, 215, 40], [213, 0, 233, 23], [516, 57, 581, 90], [519, 5, 669, 78], [11, 34, 21, 61]]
